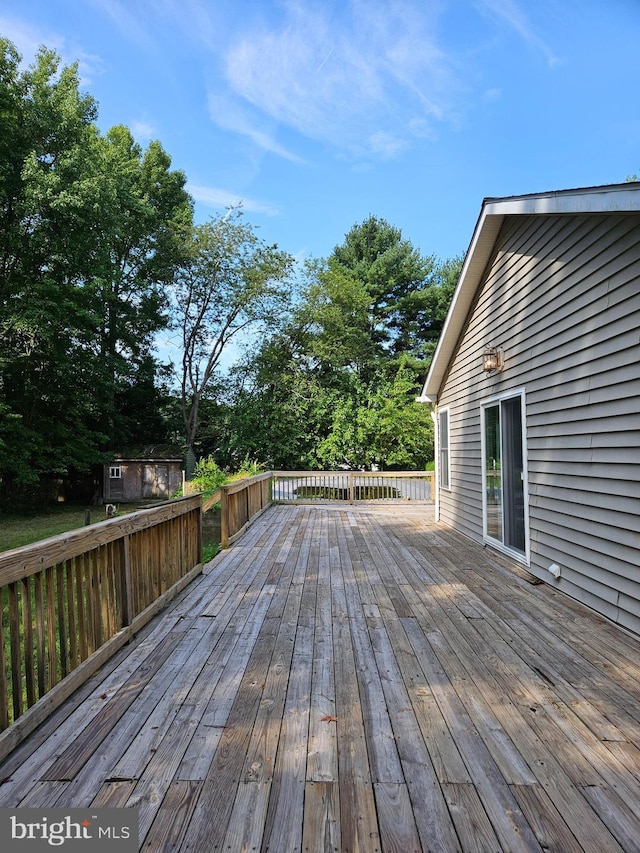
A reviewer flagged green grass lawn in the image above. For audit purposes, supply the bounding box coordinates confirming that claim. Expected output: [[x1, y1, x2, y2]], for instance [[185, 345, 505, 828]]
[[0, 506, 104, 552], [1, 502, 222, 559], [0, 504, 160, 553]]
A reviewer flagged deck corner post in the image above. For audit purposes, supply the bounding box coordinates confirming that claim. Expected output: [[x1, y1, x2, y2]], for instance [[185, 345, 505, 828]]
[[220, 486, 230, 549]]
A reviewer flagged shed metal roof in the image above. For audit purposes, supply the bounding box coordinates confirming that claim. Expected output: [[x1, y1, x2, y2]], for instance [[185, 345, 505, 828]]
[[109, 445, 185, 462]]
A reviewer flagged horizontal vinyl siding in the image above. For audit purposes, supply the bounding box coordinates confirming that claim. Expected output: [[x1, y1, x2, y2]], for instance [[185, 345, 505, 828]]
[[439, 403, 482, 541], [437, 212, 640, 634]]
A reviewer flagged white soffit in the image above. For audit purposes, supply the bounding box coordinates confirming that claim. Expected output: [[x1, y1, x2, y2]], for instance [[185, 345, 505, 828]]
[[417, 183, 640, 402]]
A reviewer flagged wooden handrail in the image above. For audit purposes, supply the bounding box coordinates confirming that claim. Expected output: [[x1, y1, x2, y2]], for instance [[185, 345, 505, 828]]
[[224, 471, 272, 496], [0, 495, 203, 758], [202, 489, 222, 514], [0, 496, 201, 586], [271, 470, 434, 477]]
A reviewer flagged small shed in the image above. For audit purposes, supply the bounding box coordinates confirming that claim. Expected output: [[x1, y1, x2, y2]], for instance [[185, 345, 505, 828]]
[[418, 182, 640, 635], [103, 445, 184, 503]]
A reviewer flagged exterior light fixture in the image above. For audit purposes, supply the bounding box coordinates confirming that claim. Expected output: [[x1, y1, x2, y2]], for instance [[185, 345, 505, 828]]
[[482, 347, 503, 373]]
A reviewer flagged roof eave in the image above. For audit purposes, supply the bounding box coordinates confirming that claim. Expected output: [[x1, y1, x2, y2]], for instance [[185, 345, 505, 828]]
[[419, 206, 504, 400], [418, 183, 640, 403]]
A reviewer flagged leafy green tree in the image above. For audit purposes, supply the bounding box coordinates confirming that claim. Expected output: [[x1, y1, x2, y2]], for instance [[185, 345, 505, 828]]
[[172, 209, 294, 451], [212, 335, 341, 470], [0, 41, 106, 491], [0, 38, 191, 505], [299, 259, 378, 376], [303, 216, 460, 379], [215, 216, 459, 471], [391, 253, 463, 365], [330, 215, 437, 359], [88, 125, 192, 445], [317, 359, 434, 470]]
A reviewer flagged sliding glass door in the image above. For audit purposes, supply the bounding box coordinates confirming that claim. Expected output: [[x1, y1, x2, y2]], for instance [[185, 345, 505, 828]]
[[482, 391, 528, 558]]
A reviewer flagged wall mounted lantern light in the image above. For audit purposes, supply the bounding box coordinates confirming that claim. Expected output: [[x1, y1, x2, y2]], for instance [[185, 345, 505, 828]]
[[482, 346, 503, 374]]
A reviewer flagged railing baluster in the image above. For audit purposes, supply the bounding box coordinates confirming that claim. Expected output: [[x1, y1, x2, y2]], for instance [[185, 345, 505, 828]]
[[21, 576, 36, 708], [0, 592, 8, 730], [118, 535, 130, 630], [74, 557, 86, 664], [66, 560, 78, 672], [45, 566, 57, 690], [56, 564, 69, 679], [8, 582, 22, 720], [34, 572, 46, 696]]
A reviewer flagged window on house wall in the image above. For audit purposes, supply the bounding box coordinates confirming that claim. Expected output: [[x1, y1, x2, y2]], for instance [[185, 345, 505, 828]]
[[439, 407, 450, 490], [109, 465, 122, 479]]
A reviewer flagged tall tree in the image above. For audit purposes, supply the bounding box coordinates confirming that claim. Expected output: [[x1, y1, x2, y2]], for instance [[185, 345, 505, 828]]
[[317, 359, 434, 470], [330, 214, 438, 360], [216, 216, 460, 470], [89, 125, 192, 445], [172, 209, 294, 451], [0, 38, 192, 504], [0, 40, 106, 491]]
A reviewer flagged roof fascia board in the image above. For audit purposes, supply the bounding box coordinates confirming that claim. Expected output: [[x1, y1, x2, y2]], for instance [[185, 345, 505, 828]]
[[419, 205, 503, 401], [486, 185, 640, 216]]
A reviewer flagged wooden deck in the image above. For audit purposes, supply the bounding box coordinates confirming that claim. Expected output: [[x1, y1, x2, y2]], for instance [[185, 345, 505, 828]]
[[0, 503, 639, 852]]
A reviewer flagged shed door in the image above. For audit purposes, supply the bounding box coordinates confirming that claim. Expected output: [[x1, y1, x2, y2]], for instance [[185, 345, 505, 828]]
[[482, 392, 528, 558]]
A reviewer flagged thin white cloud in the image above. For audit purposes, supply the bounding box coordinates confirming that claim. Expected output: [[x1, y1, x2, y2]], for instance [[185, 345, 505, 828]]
[[220, 0, 456, 160], [483, 87, 502, 102], [474, 0, 559, 67], [0, 16, 104, 85], [368, 131, 409, 160], [0, 17, 60, 63], [88, 0, 155, 49], [131, 120, 157, 141], [208, 93, 303, 163], [188, 184, 280, 217], [74, 51, 105, 86]]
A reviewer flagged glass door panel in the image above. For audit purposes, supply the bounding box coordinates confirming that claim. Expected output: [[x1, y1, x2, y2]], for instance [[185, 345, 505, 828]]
[[501, 396, 525, 552], [483, 393, 527, 557], [484, 404, 502, 541]]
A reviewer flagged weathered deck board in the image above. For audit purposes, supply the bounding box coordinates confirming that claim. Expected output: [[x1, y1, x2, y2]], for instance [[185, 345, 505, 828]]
[[0, 502, 639, 852]]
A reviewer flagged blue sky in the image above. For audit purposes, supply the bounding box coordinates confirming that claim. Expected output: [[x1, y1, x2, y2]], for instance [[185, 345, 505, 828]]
[[3, 0, 639, 266]]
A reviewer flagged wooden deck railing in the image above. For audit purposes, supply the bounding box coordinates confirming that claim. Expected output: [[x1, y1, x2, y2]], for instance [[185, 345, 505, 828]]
[[196, 471, 433, 548], [0, 470, 433, 754], [192, 470, 434, 548], [219, 472, 272, 548], [0, 495, 202, 758], [271, 470, 435, 503], [186, 473, 272, 549]]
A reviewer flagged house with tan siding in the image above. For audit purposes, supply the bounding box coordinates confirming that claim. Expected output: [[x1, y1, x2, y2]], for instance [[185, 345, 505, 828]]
[[418, 183, 640, 634]]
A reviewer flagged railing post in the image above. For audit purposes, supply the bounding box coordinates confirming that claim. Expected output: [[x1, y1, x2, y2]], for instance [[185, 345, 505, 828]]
[[121, 534, 133, 627], [220, 485, 230, 549], [348, 471, 355, 503]]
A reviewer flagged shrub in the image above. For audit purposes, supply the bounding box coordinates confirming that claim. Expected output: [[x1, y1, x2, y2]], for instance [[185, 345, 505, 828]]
[[191, 456, 229, 494]]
